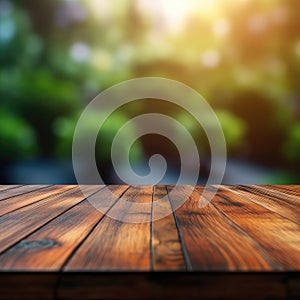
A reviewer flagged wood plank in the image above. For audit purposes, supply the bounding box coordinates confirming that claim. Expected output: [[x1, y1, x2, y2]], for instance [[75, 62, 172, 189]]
[[168, 186, 274, 271], [213, 185, 300, 270], [57, 273, 288, 300], [0, 273, 57, 300], [0, 186, 127, 271], [0, 185, 73, 216], [151, 185, 186, 270], [241, 185, 300, 208], [287, 275, 300, 299], [263, 184, 300, 197], [0, 184, 299, 299], [65, 186, 153, 271], [231, 185, 300, 225], [0, 185, 102, 254], [0, 185, 49, 201], [0, 185, 22, 192]]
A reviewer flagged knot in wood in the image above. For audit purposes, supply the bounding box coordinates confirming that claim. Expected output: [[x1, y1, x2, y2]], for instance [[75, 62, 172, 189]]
[[16, 239, 60, 250]]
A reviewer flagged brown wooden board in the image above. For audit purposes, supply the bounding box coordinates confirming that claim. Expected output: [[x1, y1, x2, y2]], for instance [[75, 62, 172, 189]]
[[0, 186, 130, 271], [0, 185, 22, 192], [231, 185, 300, 225], [0, 185, 49, 201], [213, 185, 300, 270], [169, 186, 274, 271], [0, 185, 73, 216], [0, 273, 57, 300], [0, 185, 101, 254], [57, 273, 289, 300], [151, 185, 186, 270], [65, 186, 152, 271], [263, 184, 300, 197], [0, 185, 299, 299]]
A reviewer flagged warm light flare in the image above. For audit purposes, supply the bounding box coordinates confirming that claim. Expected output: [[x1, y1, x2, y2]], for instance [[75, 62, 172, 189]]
[[87, 0, 228, 34]]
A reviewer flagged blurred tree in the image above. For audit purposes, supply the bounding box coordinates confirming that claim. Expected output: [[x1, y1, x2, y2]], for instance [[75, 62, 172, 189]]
[[229, 89, 288, 165], [1, 0, 300, 183], [284, 123, 300, 166], [55, 110, 144, 183], [0, 109, 37, 160]]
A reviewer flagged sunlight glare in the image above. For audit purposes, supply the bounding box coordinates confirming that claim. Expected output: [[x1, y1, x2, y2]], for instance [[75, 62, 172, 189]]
[[87, 0, 226, 34]]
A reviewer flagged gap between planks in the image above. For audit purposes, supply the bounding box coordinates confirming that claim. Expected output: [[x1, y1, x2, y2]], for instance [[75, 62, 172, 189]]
[[0, 186, 104, 256], [0, 185, 300, 272]]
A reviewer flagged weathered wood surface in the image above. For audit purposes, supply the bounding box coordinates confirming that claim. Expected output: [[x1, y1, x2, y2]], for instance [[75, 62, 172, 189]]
[[0, 185, 299, 299]]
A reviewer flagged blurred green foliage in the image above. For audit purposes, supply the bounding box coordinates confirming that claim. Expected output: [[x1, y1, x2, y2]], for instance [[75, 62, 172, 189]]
[[284, 124, 300, 162], [55, 111, 143, 163], [0, 109, 36, 159], [0, 0, 300, 182], [215, 110, 247, 153]]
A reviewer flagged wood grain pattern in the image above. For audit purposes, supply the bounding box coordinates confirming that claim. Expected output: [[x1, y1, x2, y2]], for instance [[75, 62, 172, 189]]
[[169, 186, 274, 271], [65, 186, 152, 271], [0, 185, 49, 201], [0, 185, 100, 254], [0, 185, 72, 216], [264, 184, 300, 197], [0, 184, 299, 300], [231, 185, 300, 225], [0, 186, 129, 271], [214, 185, 300, 269], [0, 185, 22, 192], [151, 185, 186, 270]]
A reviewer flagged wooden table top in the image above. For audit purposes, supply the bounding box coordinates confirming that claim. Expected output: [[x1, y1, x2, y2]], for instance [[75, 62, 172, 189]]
[[0, 184, 300, 299]]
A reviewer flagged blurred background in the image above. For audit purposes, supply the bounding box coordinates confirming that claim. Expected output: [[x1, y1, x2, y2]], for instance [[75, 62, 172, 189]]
[[0, 0, 300, 184]]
